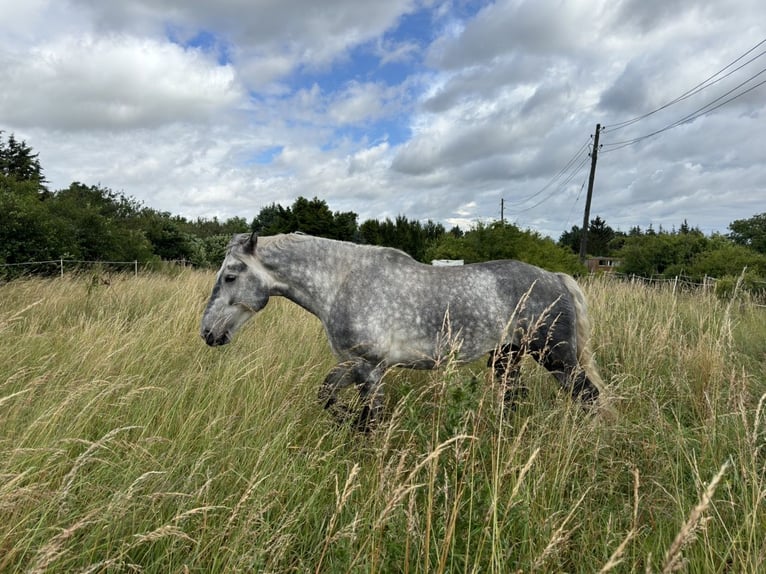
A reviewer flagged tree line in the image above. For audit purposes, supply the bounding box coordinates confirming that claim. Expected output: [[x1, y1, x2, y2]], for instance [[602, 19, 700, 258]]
[[559, 216, 766, 287], [2, 132, 765, 288]]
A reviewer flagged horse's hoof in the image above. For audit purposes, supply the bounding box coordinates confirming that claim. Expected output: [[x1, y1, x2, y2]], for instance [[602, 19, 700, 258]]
[[352, 405, 378, 433], [326, 403, 355, 425]]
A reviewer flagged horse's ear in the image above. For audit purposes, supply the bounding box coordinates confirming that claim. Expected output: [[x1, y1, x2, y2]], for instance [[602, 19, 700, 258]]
[[244, 231, 258, 254]]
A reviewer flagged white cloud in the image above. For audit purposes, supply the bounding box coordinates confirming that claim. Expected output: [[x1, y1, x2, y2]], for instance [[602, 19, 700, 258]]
[[328, 81, 405, 125], [67, 0, 421, 85], [376, 38, 421, 65], [0, 34, 243, 130]]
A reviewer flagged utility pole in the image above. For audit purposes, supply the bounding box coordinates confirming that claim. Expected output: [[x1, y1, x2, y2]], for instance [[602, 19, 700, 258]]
[[579, 123, 601, 263], [500, 197, 505, 224]]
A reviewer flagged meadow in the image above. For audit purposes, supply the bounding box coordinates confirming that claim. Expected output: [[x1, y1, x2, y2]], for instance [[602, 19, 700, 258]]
[[0, 270, 764, 573]]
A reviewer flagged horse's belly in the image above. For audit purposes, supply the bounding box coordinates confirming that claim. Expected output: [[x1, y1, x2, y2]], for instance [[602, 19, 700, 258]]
[[382, 331, 440, 368], [333, 304, 509, 367], [385, 319, 503, 368]]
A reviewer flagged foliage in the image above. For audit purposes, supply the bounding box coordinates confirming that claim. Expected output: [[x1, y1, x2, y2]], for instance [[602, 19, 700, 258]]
[[359, 215, 445, 261], [1, 274, 765, 572], [616, 227, 766, 285], [174, 215, 250, 241], [0, 179, 74, 266], [46, 182, 155, 262], [251, 202, 295, 235], [429, 221, 585, 274], [251, 197, 359, 242], [0, 134, 256, 269], [686, 240, 766, 279], [0, 131, 48, 196], [729, 212, 766, 254], [251, 199, 447, 261], [559, 215, 621, 257], [713, 269, 766, 300]]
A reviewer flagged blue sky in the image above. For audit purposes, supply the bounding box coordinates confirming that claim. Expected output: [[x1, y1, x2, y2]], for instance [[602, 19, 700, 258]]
[[1, 0, 765, 238]]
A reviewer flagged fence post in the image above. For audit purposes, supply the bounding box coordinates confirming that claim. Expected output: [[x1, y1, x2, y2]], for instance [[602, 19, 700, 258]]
[[60, 258, 64, 279], [134, 261, 138, 277]]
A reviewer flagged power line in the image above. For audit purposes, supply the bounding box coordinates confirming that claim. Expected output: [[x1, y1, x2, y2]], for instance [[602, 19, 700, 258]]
[[502, 138, 590, 211], [605, 37, 766, 132], [602, 67, 766, 153], [510, 154, 591, 215]]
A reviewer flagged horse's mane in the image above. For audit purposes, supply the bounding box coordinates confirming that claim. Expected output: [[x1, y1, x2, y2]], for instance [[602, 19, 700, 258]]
[[253, 232, 416, 263]]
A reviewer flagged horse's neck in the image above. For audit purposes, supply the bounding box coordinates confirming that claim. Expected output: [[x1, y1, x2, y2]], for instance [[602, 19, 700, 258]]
[[259, 236, 351, 321]]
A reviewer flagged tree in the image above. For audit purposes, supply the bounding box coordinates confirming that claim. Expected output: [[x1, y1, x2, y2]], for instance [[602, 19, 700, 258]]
[[46, 183, 155, 262], [687, 240, 766, 279], [291, 196, 335, 236], [251, 203, 296, 235], [423, 220, 447, 243], [54, 182, 143, 220], [184, 216, 249, 238], [587, 216, 616, 256], [358, 216, 446, 261], [729, 213, 766, 254], [359, 218, 391, 246], [616, 226, 711, 278], [331, 210, 359, 241], [558, 216, 621, 256], [558, 225, 582, 254], [0, 132, 48, 196], [251, 197, 360, 240], [424, 233, 482, 262], [427, 221, 584, 274], [139, 211, 197, 261], [0, 182, 74, 266]]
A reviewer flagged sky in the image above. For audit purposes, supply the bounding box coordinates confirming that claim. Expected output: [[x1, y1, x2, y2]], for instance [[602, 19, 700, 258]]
[[1, 0, 764, 239]]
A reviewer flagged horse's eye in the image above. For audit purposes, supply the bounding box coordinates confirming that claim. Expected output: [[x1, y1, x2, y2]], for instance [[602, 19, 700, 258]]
[[224, 275, 237, 283]]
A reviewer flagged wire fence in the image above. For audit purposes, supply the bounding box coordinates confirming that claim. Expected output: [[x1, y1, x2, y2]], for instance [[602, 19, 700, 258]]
[[0, 258, 194, 280], [1, 258, 139, 278], [595, 271, 766, 307], [608, 272, 718, 290]]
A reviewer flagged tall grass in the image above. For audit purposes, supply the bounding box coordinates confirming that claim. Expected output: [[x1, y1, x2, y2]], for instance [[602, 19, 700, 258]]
[[1, 271, 764, 572]]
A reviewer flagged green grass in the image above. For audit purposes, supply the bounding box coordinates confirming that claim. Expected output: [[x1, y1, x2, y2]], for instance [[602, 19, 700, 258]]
[[1, 271, 764, 572]]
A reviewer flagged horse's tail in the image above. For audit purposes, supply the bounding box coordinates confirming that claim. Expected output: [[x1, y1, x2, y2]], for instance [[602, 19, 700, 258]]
[[557, 273, 604, 395]]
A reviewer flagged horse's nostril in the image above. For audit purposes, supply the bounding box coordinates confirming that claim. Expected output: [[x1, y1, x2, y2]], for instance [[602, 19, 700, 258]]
[[202, 329, 230, 346]]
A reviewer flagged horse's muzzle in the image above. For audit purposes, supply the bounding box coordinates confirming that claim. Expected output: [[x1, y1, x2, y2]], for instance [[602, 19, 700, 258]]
[[201, 329, 230, 347]]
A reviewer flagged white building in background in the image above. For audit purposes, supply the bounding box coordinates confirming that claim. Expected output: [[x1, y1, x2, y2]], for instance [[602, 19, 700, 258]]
[[431, 259, 464, 266]]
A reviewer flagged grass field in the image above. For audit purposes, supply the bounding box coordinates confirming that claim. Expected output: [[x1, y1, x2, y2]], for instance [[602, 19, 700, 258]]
[[1, 270, 765, 573]]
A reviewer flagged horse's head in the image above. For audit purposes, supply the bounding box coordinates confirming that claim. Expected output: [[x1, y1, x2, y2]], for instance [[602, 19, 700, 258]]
[[200, 232, 271, 346]]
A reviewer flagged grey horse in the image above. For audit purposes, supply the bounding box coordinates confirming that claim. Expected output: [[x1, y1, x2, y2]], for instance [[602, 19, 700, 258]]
[[200, 232, 606, 429]]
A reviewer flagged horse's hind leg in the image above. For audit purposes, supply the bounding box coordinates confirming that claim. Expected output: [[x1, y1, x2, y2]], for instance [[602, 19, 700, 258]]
[[488, 344, 528, 410], [539, 347, 600, 407], [352, 363, 387, 432]]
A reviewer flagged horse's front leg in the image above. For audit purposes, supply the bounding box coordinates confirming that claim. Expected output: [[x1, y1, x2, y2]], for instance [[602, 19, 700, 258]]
[[318, 360, 371, 424], [317, 360, 387, 431]]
